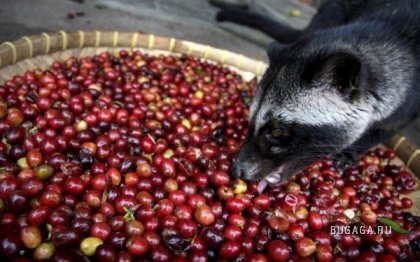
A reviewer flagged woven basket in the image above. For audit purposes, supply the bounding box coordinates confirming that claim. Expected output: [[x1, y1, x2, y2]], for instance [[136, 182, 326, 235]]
[[0, 31, 418, 213]]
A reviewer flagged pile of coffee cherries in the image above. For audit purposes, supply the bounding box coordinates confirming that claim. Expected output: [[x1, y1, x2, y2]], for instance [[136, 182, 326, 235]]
[[0, 50, 418, 261]]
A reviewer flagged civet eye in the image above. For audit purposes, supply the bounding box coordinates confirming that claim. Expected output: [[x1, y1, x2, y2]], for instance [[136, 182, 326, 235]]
[[270, 128, 283, 138], [264, 126, 292, 147], [265, 128, 284, 144]]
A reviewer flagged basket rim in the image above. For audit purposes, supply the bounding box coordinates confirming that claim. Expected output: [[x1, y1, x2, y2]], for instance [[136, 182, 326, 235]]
[[0, 31, 268, 78], [0, 30, 418, 178]]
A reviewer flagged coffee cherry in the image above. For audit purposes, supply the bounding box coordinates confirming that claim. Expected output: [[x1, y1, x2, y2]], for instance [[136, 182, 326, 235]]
[[220, 240, 241, 259], [0, 232, 22, 257], [361, 210, 378, 224], [295, 237, 316, 257], [267, 240, 290, 262], [0, 49, 415, 262], [194, 205, 215, 226], [268, 216, 289, 232], [308, 211, 324, 230], [20, 226, 42, 249], [127, 235, 149, 256], [80, 237, 103, 256], [95, 244, 117, 262]]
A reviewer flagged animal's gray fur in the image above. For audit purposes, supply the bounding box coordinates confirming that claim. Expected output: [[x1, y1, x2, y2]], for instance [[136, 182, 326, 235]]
[[220, 0, 420, 183]]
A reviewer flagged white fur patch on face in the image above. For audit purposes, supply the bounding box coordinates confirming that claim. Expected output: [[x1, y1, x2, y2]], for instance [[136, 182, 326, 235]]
[[280, 89, 369, 127], [249, 85, 263, 120], [254, 102, 271, 135], [253, 87, 373, 148]]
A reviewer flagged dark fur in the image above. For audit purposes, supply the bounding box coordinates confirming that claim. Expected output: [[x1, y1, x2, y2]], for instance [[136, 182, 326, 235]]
[[217, 0, 420, 182]]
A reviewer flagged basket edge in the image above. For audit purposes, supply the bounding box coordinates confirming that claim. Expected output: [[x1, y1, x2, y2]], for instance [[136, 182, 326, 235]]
[[0, 31, 268, 78]]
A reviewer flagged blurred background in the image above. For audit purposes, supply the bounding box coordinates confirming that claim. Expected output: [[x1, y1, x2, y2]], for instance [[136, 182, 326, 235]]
[[0, 0, 317, 61], [1, 0, 419, 145]]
